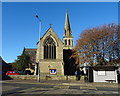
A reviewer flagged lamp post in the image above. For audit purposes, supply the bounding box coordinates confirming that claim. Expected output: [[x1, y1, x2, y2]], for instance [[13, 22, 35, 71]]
[[48, 65, 51, 76], [36, 15, 41, 82]]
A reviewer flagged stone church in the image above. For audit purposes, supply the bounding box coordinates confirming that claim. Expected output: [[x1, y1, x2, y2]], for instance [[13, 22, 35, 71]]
[[23, 10, 76, 76]]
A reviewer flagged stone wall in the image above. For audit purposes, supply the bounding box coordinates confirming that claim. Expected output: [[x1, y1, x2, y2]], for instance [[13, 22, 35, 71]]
[[8, 75, 85, 81], [36, 28, 64, 76], [9, 75, 37, 80], [40, 60, 64, 76]]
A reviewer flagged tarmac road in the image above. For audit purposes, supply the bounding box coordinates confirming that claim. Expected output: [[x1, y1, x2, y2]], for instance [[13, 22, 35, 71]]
[[1, 80, 120, 96]]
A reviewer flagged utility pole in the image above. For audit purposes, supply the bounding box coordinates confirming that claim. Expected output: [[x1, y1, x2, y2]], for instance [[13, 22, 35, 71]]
[[36, 15, 41, 82]]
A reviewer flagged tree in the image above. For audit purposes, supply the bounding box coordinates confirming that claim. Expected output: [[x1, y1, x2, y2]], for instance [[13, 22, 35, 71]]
[[72, 23, 120, 66], [13, 51, 31, 72]]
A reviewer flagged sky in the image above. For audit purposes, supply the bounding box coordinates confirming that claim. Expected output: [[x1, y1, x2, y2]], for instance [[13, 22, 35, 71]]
[[2, 2, 118, 63]]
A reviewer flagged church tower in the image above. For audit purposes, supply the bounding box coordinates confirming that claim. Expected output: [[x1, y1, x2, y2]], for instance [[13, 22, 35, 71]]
[[63, 10, 73, 49]]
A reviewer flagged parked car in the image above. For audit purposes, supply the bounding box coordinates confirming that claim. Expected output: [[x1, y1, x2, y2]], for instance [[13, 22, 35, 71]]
[[6, 71, 20, 75]]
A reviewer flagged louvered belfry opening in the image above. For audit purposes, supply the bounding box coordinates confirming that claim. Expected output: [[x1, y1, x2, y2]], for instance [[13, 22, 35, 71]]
[[44, 36, 56, 59]]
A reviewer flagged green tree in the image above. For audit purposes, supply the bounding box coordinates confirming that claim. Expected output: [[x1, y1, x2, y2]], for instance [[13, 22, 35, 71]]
[[14, 52, 31, 72]]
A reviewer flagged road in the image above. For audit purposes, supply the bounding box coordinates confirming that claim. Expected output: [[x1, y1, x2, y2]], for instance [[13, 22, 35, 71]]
[[1, 80, 120, 96]]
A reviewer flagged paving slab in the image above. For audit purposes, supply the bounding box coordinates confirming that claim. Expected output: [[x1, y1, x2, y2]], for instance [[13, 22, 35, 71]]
[[69, 86, 80, 90], [54, 85, 69, 89], [80, 86, 97, 90]]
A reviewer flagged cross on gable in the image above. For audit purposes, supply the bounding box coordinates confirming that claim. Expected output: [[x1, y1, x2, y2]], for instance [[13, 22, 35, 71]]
[[49, 24, 52, 28]]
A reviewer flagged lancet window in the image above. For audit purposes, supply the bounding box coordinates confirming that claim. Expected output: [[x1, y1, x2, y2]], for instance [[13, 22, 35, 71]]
[[44, 36, 56, 59]]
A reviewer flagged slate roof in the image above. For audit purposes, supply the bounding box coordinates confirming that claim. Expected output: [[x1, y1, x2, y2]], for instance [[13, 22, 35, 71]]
[[0, 56, 10, 72], [0, 56, 9, 67], [88, 66, 118, 71], [24, 48, 37, 63]]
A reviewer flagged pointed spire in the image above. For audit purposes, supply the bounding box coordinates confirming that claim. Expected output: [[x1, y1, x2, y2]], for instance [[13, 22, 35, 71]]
[[63, 10, 73, 50], [64, 9, 72, 37]]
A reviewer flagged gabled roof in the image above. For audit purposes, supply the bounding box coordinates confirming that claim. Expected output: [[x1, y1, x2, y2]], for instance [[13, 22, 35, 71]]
[[38, 27, 63, 45], [0, 56, 9, 66], [24, 48, 37, 63], [24, 48, 37, 51]]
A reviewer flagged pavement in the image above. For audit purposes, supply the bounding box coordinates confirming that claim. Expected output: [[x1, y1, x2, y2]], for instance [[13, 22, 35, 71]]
[[2, 79, 119, 87], [1, 80, 120, 96]]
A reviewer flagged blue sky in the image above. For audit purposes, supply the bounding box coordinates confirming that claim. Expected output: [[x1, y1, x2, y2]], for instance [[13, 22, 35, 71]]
[[2, 2, 118, 63]]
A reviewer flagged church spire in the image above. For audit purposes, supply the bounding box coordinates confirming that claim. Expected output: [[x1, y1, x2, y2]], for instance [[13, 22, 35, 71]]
[[63, 10, 73, 49], [64, 9, 72, 37]]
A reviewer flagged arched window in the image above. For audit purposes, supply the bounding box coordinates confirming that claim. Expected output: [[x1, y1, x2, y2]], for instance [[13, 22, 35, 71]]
[[65, 30, 66, 36], [68, 40, 71, 45], [65, 40, 67, 45], [44, 36, 56, 59]]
